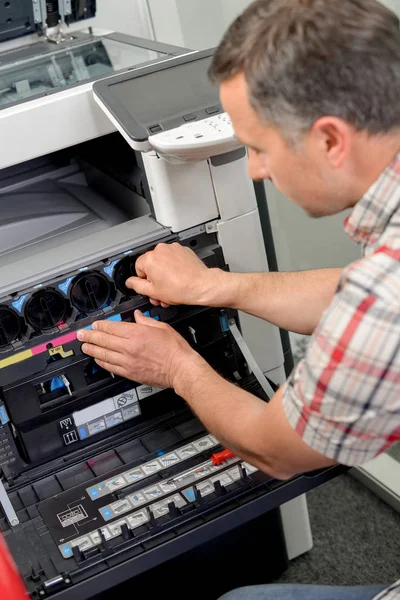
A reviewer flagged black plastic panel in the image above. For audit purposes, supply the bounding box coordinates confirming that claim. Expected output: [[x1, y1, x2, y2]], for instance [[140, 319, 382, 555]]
[[2, 415, 346, 599], [0, 0, 35, 43], [68, 0, 96, 23]]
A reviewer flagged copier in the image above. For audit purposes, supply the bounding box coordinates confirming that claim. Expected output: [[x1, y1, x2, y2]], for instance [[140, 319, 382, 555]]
[[0, 2, 345, 598]]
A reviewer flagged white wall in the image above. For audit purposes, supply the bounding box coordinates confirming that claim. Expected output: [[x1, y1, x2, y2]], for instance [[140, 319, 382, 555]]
[[148, 0, 224, 49], [146, 0, 184, 46], [81, 0, 155, 38], [220, 0, 252, 26], [380, 0, 400, 15], [264, 184, 360, 272]]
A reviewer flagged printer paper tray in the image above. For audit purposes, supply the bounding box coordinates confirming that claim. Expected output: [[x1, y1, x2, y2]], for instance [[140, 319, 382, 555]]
[[1, 404, 346, 599]]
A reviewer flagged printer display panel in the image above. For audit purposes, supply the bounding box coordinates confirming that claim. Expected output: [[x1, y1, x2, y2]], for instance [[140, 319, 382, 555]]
[[109, 57, 218, 126]]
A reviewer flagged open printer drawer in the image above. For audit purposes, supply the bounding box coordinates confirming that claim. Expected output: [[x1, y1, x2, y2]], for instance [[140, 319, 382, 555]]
[[1, 401, 345, 600], [0, 227, 346, 599]]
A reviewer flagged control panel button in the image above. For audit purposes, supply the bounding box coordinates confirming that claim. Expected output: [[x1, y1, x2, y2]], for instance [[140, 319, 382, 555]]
[[206, 106, 220, 115], [183, 113, 197, 122], [88, 487, 99, 499], [100, 507, 113, 521], [149, 124, 162, 133]]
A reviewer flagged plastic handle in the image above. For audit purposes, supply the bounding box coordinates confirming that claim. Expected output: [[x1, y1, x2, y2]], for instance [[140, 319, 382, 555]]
[[211, 449, 236, 466]]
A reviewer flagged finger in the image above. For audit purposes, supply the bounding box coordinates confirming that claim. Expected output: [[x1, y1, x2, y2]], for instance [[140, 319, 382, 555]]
[[94, 359, 129, 379], [134, 310, 166, 329], [150, 298, 161, 306], [77, 329, 128, 353], [90, 319, 137, 338], [160, 302, 170, 308], [81, 343, 127, 367], [135, 252, 152, 279], [126, 276, 153, 296]]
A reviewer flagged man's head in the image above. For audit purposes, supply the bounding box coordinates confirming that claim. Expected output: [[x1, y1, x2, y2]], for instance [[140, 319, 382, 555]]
[[209, 0, 400, 217]]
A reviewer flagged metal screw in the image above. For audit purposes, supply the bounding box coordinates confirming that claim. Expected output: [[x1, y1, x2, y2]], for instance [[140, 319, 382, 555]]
[[39, 591, 45, 597], [65, 578, 71, 584], [10, 519, 18, 526]]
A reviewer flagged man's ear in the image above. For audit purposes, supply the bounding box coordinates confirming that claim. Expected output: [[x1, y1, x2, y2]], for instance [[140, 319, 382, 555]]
[[310, 117, 353, 168]]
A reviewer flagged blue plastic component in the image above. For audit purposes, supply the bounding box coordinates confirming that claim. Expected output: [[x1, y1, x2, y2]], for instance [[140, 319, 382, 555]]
[[79, 428, 88, 440], [186, 489, 196, 501], [103, 260, 119, 278], [58, 277, 75, 295], [220, 314, 229, 333], [143, 311, 160, 321], [156, 451, 165, 457], [109, 314, 122, 323], [84, 313, 122, 331], [88, 488, 99, 499], [62, 545, 73, 558], [0, 406, 9, 425], [100, 507, 113, 520], [50, 377, 65, 392], [12, 294, 29, 314]]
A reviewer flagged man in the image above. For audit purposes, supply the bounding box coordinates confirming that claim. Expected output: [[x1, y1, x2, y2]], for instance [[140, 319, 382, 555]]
[[77, 0, 400, 598]]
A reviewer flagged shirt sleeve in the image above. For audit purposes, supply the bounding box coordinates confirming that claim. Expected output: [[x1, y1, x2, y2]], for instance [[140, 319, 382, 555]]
[[282, 256, 400, 466]]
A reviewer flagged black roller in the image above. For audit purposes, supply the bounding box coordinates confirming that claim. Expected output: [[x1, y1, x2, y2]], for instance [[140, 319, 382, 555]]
[[71, 272, 112, 313], [25, 290, 68, 331], [114, 256, 139, 296], [0, 306, 22, 348]]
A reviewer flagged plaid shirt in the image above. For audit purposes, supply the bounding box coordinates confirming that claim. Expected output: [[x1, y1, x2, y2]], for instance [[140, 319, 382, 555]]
[[282, 151, 400, 600]]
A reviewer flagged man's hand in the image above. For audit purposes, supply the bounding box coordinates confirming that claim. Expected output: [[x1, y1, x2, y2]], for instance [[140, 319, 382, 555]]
[[77, 310, 202, 389], [127, 242, 224, 307]]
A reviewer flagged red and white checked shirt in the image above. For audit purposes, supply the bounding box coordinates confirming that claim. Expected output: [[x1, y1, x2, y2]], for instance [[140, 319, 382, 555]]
[[282, 151, 400, 600]]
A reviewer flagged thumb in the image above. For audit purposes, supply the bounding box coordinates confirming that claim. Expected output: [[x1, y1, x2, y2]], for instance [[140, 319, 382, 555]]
[[134, 309, 163, 328], [126, 276, 153, 296]]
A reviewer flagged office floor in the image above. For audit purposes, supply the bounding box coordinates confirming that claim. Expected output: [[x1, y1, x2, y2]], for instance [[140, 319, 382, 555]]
[[274, 469, 400, 587]]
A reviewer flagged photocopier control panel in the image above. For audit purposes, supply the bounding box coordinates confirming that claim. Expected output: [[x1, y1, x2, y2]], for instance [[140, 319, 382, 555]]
[[149, 113, 240, 161]]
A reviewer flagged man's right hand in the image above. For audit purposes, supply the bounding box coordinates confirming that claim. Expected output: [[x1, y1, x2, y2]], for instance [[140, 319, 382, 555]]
[[126, 242, 224, 307], [126, 243, 342, 336]]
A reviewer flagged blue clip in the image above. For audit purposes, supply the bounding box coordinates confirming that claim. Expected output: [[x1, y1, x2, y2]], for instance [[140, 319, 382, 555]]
[[12, 294, 28, 314], [50, 377, 65, 392], [185, 489, 196, 502], [62, 545, 73, 558], [0, 406, 9, 425], [220, 314, 229, 333]]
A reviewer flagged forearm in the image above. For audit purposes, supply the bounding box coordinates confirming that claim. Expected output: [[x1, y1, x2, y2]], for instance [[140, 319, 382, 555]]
[[173, 353, 336, 479], [203, 268, 343, 335]]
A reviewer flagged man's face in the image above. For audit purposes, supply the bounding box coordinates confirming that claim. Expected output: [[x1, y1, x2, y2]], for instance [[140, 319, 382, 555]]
[[220, 72, 354, 217]]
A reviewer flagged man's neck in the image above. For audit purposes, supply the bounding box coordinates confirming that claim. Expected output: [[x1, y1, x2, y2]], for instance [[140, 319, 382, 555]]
[[352, 131, 400, 203]]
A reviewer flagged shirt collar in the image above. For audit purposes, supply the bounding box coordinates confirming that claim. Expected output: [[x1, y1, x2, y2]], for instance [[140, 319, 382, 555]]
[[344, 152, 400, 247]]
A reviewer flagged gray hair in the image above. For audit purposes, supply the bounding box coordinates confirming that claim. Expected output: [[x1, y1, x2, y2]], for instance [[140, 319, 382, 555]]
[[209, 0, 400, 142]]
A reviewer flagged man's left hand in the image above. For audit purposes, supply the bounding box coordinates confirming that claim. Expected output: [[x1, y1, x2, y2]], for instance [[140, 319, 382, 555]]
[[77, 310, 198, 389]]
